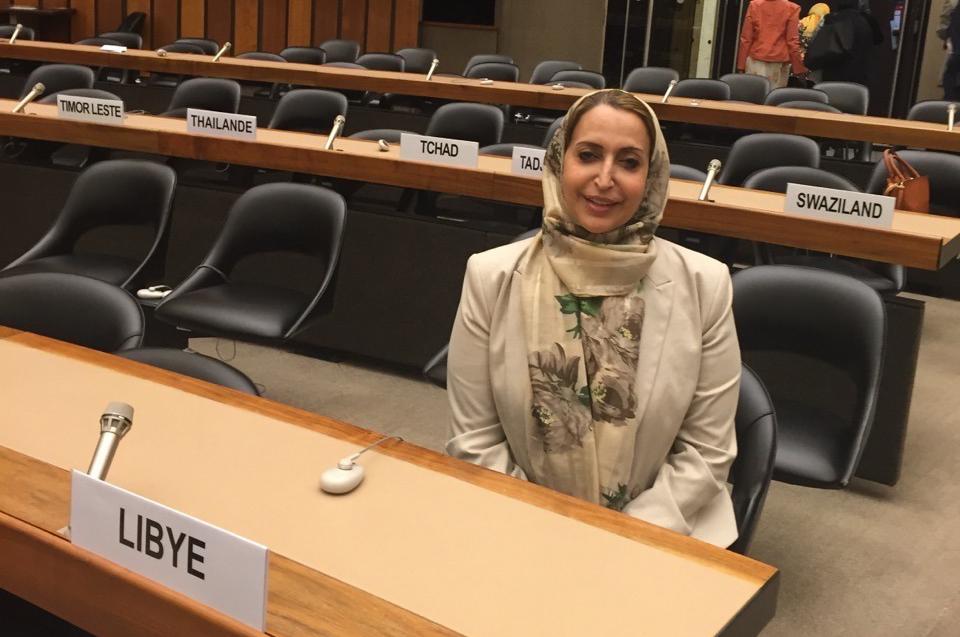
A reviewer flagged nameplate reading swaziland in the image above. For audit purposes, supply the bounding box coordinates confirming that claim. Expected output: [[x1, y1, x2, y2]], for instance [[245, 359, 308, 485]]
[[399, 133, 478, 168], [784, 183, 894, 229], [511, 146, 545, 177], [186, 108, 257, 140], [56, 94, 124, 125], [70, 470, 268, 630]]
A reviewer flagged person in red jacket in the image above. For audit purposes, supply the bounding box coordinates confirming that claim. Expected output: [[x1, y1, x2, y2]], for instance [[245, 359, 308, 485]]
[[737, 0, 808, 88]]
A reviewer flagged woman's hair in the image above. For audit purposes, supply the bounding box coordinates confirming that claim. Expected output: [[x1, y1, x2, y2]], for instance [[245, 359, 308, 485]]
[[562, 89, 657, 159]]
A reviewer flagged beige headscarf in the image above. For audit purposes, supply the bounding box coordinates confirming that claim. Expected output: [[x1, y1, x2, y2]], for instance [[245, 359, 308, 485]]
[[518, 90, 670, 509]]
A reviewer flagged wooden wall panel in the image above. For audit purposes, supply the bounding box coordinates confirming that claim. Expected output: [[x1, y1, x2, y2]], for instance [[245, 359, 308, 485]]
[[234, 0, 259, 54], [205, 0, 232, 50], [365, 0, 391, 53], [259, 0, 287, 53], [95, 0, 120, 34], [43, 0, 70, 8], [287, 0, 312, 47], [312, 0, 339, 44], [340, 0, 367, 48], [392, 0, 419, 50], [180, 0, 205, 38], [125, 0, 151, 48], [151, 0, 179, 48], [70, 0, 96, 41], [15, 0, 39, 7]]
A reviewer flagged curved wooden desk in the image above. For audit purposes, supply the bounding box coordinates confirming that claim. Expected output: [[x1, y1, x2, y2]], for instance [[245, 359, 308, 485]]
[[0, 327, 779, 636], [0, 99, 958, 270], [2, 40, 960, 151]]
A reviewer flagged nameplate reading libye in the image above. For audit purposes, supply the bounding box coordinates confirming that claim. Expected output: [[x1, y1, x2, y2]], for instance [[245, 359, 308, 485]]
[[70, 470, 268, 630], [100, 44, 127, 53], [784, 183, 895, 229], [186, 108, 257, 140], [399, 133, 479, 168], [511, 146, 545, 177], [56, 94, 125, 125]]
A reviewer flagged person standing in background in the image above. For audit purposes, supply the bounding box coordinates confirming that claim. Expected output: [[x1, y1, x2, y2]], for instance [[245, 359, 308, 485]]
[[737, 0, 808, 88], [938, 0, 958, 89], [818, 0, 882, 85], [798, 3, 831, 84], [944, 1, 960, 99]]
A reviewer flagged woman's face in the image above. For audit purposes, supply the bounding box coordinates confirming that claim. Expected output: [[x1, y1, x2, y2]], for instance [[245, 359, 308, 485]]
[[561, 104, 652, 235]]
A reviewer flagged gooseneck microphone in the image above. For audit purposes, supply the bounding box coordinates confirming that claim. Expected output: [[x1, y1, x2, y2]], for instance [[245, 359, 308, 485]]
[[426, 58, 440, 81], [12, 83, 44, 113], [661, 79, 678, 103], [87, 402, 134, 481], [8, 23, 23, 44], [324, 115, 346, 151], [949, 103, 956, 132], [212, 42, 231, 62], [319, 435, 403, 494], [698, 159, 722, 202]]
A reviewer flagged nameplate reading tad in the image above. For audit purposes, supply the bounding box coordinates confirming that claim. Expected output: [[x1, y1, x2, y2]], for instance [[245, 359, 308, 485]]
[[70, 470, 268, 630], [56, 94, 124, 125], [511, 146, 546, 177], [186, 108, 257, 140], [784, 183, 895, 229], [399, 132, 479, 168]]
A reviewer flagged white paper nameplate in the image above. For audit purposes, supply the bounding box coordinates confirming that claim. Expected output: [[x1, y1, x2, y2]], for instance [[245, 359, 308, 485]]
[[100, 44, 127, 53], [784, 183, 895, 229], [186, 108, 257, 140], [57, 94, 125, 125], [511, 146, 545, 177], [70, 470, 268, 630], [399, 132, 478, 168]]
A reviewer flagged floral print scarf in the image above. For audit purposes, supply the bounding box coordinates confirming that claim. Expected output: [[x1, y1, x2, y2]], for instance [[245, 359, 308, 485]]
[[520, 92, 670, 509]]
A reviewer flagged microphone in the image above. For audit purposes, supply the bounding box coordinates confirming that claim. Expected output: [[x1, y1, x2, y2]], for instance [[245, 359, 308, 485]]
[[7, 23, 23, 44], [426, 58, 439, 81], [661, 79, 678, 103], [698, 159, 721, 202], [212, 41, 231, 62], [319, 435, 402, 494], [12, 82, 44, 113], [87, 402, 134, 481], [324, 114, 346, 151], [949, 103, 956, 132]]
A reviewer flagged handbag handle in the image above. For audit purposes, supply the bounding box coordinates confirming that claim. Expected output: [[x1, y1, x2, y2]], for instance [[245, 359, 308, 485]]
[[883, 149, 920, 183]]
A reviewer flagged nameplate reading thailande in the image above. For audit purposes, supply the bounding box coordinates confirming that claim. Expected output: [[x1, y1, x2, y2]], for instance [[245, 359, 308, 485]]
[[186, 108, 257, 140], [400, 132, 479, 168], [56, 94, 125, 125], [511, 146, 546, 177], [70, 470, 268, 630], [784, 183, 895, 229]]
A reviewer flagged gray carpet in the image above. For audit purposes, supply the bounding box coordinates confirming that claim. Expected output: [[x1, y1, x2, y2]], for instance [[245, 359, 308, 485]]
[[190, 293, 960, 636]]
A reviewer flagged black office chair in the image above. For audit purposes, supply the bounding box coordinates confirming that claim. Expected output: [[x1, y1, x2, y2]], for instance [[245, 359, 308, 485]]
[[115, 11, 146, 35], [465, 62, 520, 82], [906, 100, 953, 124], [237, 51, 285, 63], [776, 100, 842, 113], [673, 79, 731, 101], [236, 52, 286, 98], [733, 265, 886, 488], [720, 73, 771, 104], [174, 38, 220, 55], [463, 54, 514, 75], [0, 25, 35, 40], [1, 160, 177, 290], [528, 60, 581, 84], [156, 183, 347, 342], [158, 42, 206, 55], [75, 37, 123, 47], [269, 89, 347, 133], [118, 347, 260, 395], [719, 133, 821, 186], [742, 165, 857, 192], [764, 87, 829, 106], [622, 66, 678, 95], [351, 101, 505, 147], [550, 70, 606, 89], [20, 64, 95, 100], [865, 150, 960, 217], [148, 43, 207, 87], [280, 46, 327, 65], [669, 164, 708, 181], [97, 32, 142, 49], [395, 48, 437, 74], [813, 81, 871, 159], [728, 364, 777, 555], [319, 39, 361, 63], [479, 142, 541, 156], [0, 272, 144, 352], [161, 77, 241, 118], [357, 53, 405, 72]]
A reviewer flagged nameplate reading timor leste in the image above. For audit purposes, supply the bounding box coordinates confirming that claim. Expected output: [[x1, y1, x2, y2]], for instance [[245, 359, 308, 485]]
[[186, 108, 258, 140], [511, 146, 546, 177], [399, 132, 479, 168], [69, 470, 268, 630], [56, 94, 125, 125], [784, 183, 895, 229]]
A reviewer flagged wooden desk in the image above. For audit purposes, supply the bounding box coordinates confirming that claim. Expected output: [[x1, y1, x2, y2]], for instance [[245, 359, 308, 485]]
[[1, 40, 960, 152], [1, 98, 958, 270], [0, 8, 74, 43], [0, 326, 779, 636]]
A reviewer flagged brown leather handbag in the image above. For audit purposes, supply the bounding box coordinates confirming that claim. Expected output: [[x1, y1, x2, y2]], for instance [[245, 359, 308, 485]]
[[882, 149, 929, 212]]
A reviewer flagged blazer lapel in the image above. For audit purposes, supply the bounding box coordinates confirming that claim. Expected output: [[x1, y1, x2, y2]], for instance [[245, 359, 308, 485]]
[[629, 265, 675, 428]]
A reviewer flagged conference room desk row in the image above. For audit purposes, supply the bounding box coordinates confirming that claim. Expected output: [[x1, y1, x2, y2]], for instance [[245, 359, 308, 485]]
[[2, 39, 960, 152], [0, 326, 779, 636]]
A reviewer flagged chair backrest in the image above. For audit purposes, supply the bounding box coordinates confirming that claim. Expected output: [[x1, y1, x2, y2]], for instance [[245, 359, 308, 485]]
[[116, 11, 146, 34], [158, 42, 205, 55], [550, 70, 606, 89], [743, 166, 859, 193], [269, 89, 348, 133], [279, 47, 326, 65], [165, 77, 241, 116], [529, 60, 581, 84], [22, 64, 95, 100], [673, 78, 730, 101], [728, 364, 777, 555], [464, 54, 514, 75], [906, 100, 954, 124], [480, 142, 541, 157], [38, 88, 123, 105], [319, 39, 361, 63], [75, 37, 122, 47], [720, 73, 771, 104], [98, 31, 142, 49], [237, 51, 286, 63], [118, 348, 259, 395], [0, 272, 144, 351], [732, 265, 886, 487], [764, 87, 829, 106], [0, 25, 35, 40], [813, 81, 868, 115], [174, 38, 220, 55], [426, 102, 504, 147], [865, 150, 960, 217], [396, 47, 437, 73], [776, 100, 842, 113], [323, 62, 365, 70], [465, 62, 520, 82], [551, 80, 593, 90], [543, 116, 564, 146], [719, 133, 820, 186], [357, 53, 405, 72], [669, 164, 709, 181], [622, 66, 679, 94]]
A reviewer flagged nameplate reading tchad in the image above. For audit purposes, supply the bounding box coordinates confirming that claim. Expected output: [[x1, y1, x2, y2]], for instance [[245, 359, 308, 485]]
[[512, 146, 546, 177], [784, 183, 895, 229], [399, 132, 479, 168], [186, 108, 258, 140], [69, 470, 269, 630], [56, 94, 125, 125]]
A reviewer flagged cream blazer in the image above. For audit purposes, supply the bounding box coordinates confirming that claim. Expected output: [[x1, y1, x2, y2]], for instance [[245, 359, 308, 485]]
[[445, 236, 741, 547]]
